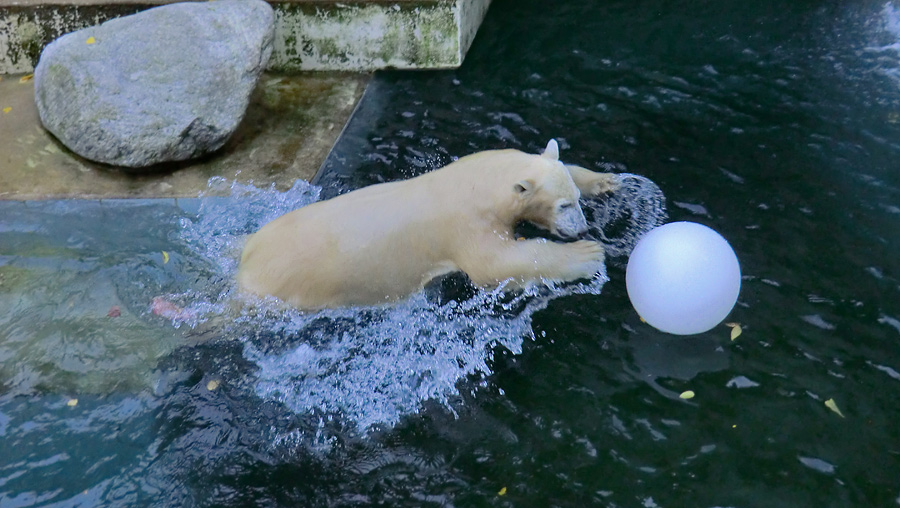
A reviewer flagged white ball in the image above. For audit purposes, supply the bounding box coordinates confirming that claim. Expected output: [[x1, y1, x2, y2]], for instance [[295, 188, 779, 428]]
[[626, 221, 741, 335]]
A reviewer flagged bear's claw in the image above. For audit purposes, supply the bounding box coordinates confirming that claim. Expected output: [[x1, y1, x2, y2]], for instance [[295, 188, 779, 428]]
[[565, 239, 606, 280]]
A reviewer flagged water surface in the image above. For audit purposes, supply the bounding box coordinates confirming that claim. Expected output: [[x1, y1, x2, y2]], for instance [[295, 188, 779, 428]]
[[3, 0, 900, 506]]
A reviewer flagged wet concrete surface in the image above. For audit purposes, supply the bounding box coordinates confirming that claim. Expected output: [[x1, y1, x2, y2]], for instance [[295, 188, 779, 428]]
[[0, 72, 369, 199]]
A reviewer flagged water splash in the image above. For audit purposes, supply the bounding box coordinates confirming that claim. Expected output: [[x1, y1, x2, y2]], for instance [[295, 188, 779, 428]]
[[885, 2, 900, 41], [243, 289, 541, 432], [179, 177, 321, 276], [169, 178, 321, 326], [584, 173, 668, 258], [176, 173, 665, 434], [867, 2, 900, 82]]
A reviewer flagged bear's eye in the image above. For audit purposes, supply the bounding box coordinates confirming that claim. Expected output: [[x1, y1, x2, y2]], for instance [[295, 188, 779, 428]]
[[559, 203, 575, 210]]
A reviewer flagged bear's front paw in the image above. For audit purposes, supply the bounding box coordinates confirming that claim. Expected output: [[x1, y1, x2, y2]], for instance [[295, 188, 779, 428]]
[[565, 239, 606, 280], [587, 173, 621, 197]]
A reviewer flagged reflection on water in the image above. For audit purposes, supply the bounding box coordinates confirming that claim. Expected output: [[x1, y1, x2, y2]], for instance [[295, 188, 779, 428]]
[[3, 0, 900, 506]]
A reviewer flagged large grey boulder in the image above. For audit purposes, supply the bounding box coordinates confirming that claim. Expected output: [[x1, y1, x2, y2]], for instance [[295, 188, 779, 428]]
[[34, 0, 275, 169]]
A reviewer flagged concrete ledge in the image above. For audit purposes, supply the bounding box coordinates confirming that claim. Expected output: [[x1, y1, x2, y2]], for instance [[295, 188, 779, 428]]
[[0, 0, 492, 74], [0, 71, 369, 199]]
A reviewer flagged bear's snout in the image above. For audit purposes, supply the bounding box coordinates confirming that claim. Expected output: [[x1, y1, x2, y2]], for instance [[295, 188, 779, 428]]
[[554, 203, 589, 239]]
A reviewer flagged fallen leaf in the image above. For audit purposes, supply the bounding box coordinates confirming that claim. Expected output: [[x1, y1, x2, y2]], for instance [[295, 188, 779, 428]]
[[725, 322, 742, 340], [207, 380, 220, 391], [19, 74, 34, 83], [67, 398, 78, 407], [86, 36, 96, 45], [2, 107, 10, 114], [498, 487, 507, 496], [162, 251, 169, 264], [107, 306, 121, 318], [824, 398, 845, 418], [679, 390, 695, 400]]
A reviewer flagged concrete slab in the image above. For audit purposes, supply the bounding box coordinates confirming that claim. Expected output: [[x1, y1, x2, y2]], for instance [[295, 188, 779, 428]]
[[0, 0, 493, 73], [0, 71, 369, 199]]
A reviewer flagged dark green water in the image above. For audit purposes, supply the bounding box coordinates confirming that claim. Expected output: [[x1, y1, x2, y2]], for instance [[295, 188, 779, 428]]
[[4, 0, 900, 506]]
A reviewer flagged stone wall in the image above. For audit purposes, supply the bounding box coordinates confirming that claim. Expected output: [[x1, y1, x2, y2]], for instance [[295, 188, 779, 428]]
[[0, 0, 493, 74]]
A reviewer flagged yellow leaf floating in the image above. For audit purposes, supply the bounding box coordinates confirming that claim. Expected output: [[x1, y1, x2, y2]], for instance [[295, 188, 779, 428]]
[[725, 322, 742, 341], [67, 398, 78, 407], [2, 107, 10, 114], [86, 36, 96, 45], [19, 74, 33, 83], [824, 398, 845, 418], [498, 487, 507, 496], [207, 380, 220, 391], [162, 251, 169, 264], [679, 390, 695, 400]]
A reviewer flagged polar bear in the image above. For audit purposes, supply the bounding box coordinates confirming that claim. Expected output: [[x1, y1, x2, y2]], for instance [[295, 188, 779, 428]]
[[236, 140, 619, 310]]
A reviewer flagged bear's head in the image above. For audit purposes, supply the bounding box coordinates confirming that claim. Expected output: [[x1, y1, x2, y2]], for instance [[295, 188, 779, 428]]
[[514, 140, 588, 239]]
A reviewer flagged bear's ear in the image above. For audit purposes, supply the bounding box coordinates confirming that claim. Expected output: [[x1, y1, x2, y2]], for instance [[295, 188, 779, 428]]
[[514, 179, 535, 196], [541, 139, 559, 161]]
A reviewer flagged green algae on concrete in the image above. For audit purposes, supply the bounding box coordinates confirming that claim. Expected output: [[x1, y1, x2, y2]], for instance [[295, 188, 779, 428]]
[[0, 265, 33, 294], [1, 0, 492, 73], [0, 3, 159, 74], [271, 1, 468, 71], [0, 72, 368, 199]]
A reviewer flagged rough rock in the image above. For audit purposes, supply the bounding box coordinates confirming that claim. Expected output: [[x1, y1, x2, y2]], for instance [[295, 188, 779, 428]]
[[33, 0, 275, 169]]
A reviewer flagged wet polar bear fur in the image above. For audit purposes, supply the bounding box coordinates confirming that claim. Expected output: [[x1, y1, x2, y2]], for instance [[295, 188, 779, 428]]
[[237, 140, 619, 310]]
